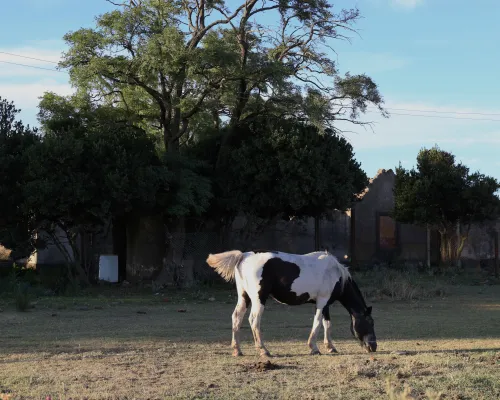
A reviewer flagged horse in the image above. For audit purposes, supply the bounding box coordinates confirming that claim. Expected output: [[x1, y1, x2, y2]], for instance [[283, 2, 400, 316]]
[[206, 249, 377, 357]]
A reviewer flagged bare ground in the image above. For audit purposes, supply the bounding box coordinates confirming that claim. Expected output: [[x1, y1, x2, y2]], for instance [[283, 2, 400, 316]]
[[0, 285, 499, 399]]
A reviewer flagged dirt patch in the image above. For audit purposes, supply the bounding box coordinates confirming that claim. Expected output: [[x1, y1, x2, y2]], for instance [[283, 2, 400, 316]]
[[242, 360, 282, 372]]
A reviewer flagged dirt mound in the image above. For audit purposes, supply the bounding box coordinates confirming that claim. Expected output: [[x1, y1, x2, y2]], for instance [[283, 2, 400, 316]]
[[243, 360, 281, 372]]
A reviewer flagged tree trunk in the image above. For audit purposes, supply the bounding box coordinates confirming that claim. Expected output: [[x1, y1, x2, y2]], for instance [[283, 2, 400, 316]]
[[439, 230, 452, 267], [349, 206, 356, 268], [112, 216, 127, 282], [438, 225, 469, 268], [426, 225, 431, 268], [153, 216, 189, 290], [126, 215, 165, 283], [495, 231, 499, 278]]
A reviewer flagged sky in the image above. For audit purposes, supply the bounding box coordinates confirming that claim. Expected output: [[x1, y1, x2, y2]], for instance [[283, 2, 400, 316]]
[[1, 0, 500, 180]]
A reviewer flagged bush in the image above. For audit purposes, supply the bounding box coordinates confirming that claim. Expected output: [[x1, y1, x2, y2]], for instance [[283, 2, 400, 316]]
[[355, 265, 446, 301]]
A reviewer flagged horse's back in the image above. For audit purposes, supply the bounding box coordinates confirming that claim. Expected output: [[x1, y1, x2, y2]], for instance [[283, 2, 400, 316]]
[[240, 250, 336, 272], [236, 250, 338, 302]]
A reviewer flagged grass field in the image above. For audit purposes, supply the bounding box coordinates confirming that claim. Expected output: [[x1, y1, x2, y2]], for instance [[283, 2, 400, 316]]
[[0, 283, 499, 399]]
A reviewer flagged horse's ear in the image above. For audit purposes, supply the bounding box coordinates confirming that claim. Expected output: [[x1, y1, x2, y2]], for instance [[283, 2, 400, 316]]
[[365, 306, 372, 316]]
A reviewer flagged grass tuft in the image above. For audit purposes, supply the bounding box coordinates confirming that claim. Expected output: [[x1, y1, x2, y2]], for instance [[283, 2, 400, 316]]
[[386, 377, 444, 400]]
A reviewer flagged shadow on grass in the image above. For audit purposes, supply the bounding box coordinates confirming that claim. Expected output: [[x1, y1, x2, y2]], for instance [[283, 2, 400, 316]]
[[1, 343, 498, 366]]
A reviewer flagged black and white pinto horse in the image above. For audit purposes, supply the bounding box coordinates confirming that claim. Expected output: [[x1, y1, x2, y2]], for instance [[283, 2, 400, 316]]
[[206, 249, 377, 357]]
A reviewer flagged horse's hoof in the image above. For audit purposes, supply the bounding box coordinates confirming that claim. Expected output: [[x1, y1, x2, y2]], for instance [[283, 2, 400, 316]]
[[310, 349, 321, 355], [326, 346, 338, 354], [260, 349, 271, 357], [232, 349, 243, 357]]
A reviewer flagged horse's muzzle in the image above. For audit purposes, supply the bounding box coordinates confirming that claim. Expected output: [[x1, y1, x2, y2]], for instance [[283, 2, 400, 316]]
[[364, 341, 377, 352]]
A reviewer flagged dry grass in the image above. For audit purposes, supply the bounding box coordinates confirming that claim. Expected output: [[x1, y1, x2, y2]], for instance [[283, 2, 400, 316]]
[[0, 285, 499, 399]]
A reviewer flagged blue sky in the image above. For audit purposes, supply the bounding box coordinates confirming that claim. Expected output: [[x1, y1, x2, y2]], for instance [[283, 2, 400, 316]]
[[1, 0, 500, 180]]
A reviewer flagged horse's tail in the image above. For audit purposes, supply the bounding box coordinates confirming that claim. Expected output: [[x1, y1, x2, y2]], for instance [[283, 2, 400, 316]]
[[206, 250, 244, 282]]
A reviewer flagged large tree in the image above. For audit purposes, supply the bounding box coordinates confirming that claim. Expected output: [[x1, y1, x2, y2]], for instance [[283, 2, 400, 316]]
[[57, 0, 387, 284], [59, 0, 387, 153], [393, 146, 500, 266]]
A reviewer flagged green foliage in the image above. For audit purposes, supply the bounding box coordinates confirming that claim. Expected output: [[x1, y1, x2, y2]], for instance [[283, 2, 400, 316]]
[[1, 95, 212, 272], [33, 100, 167, 225], [33, 93, 212, 238], [394, 146, 500, 228], [393, 146, 500, 265], [191, 117, 367, 220], [0, 97, 40, 259]]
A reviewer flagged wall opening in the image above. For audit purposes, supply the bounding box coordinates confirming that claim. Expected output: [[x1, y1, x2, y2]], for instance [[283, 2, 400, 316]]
[[376, 212, 398, 261]]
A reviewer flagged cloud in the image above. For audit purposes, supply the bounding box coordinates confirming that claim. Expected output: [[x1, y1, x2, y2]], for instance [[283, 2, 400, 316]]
[[336, 101, 500, 150], [0, 42, 72, 126], [335, 100, 500, 180], [391, 0, 424, 9], [0, 47, 66, 78], [0, 80, 74, 126]]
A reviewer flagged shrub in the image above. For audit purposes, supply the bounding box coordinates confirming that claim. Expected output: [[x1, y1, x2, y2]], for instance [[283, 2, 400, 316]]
[[356, 266, 446, 301]]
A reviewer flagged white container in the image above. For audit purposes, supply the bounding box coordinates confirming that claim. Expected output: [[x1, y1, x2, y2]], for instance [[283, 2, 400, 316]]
[[99, 255, 119, 283]]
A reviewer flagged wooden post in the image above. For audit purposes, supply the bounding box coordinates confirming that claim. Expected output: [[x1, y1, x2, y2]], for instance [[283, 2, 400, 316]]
[[494, 231, 499, 278], [314, 216, 320, 251], [426, 224, 431, 268], [350, 206, 356, 268]]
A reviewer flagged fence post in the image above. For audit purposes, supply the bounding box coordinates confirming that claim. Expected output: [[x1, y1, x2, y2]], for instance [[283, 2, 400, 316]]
[[314, 216, 320, 251], [494, 231, 499, 278], [426, 224, 431, 268], [349, 206, 356, 268]]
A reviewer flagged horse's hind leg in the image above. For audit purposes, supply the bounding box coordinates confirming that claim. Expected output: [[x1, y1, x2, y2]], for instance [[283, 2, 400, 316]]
[[231, 293, 249, 357], [322, 306, 338, 353], [249, 301, 270, 357], [307, 297, 328, 355]]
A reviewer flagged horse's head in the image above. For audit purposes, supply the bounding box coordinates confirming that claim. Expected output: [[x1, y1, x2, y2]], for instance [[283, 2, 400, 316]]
[[350, 306, 377, 353]]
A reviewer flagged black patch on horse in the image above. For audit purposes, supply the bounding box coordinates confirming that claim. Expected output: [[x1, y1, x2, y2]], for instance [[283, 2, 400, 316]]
[[322, 305, 330, 320], [257, 257, 312, 306], [326, 277, 347, 306]]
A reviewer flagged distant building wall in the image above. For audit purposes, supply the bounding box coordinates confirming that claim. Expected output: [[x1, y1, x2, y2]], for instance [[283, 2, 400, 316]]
[[351, 169, 428, 265]]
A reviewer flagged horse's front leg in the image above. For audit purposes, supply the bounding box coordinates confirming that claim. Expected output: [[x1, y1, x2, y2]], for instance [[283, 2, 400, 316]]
[[322, 306, 338, 353], [307, 298, 328, 355], [249, 302, 270, 357]]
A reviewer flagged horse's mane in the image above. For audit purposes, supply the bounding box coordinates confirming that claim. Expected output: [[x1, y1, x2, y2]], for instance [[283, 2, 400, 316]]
[[348, 275, 368, 310]]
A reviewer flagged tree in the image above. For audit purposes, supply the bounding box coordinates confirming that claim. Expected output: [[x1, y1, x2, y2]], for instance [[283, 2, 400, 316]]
[[24, 94, 212, 281], [59, 0, 387, 153], [393, 146, 500, 266], [189, 116, 368, 241], [57, 0, 387, 283], [0, 97, 40, 259]]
